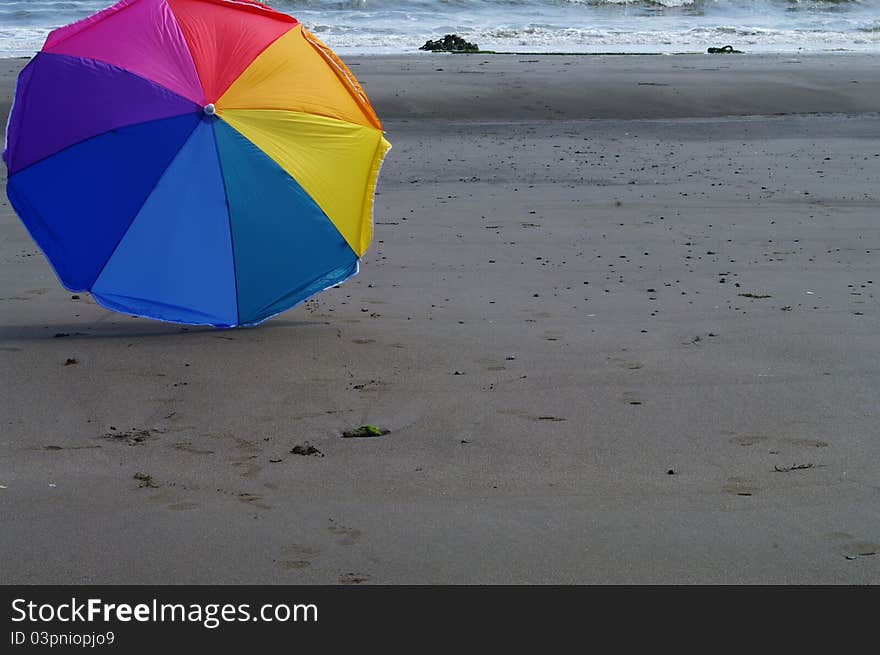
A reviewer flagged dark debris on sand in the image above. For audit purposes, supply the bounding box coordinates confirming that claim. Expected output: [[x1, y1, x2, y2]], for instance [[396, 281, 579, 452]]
[[419, 34, 479, 53], [102, 427, 165, 446], [708, 45, 743, 54], [291, 442, 325, 457], [133, 472, 158, 488]]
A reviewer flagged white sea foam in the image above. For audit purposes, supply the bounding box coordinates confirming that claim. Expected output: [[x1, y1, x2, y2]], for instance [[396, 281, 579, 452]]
[[0, 0, 877, 56]]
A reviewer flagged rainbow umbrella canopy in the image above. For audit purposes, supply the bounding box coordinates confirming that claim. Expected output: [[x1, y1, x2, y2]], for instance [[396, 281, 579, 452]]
[[3, 0, 390, 327]]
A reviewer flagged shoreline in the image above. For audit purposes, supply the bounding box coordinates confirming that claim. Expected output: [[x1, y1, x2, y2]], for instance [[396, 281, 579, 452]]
[[346, 53, 880, 122], [5, 49, 880, 58], [3, 40, 880, 60]]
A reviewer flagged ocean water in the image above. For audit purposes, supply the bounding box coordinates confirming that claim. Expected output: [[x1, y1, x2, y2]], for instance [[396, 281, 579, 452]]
[[0, 0, 878, 57]]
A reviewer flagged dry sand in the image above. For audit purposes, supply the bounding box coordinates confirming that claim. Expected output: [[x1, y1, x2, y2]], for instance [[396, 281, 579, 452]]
[[1, 54, 879, 584]]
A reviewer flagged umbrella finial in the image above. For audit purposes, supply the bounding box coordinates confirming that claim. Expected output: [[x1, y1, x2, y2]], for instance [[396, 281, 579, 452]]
[[203, 103, 216, 116]]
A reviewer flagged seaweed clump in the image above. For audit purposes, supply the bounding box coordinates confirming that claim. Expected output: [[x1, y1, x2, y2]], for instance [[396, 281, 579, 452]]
[[134, 472, 157, 488], [708, 45, 743, 54], [342, 425, 391, 438], [419, 34, 479, 53]]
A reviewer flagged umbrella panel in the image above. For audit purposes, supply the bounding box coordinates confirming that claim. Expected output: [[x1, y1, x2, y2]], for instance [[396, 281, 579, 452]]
[[220, 108, 390, 257], [166, 0, 296, 103], [214, 120, 358, 326], [6, 113, 201, 291], [5, 52, 199, 175], [216, 25, 379, 130], [43, 0, 203, 104], [92, 119, 238, 326]]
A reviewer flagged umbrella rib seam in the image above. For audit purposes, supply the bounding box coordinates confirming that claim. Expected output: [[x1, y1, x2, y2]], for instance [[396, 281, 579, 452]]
[[8, 113, 199, 178], [88, 120, 201, 292], [214, 118, 360, 323], [165, 0, 209, 104], [220, 114, 364, 262], [217, 104, 378, 129], [211, 24, 299, 103], [209, 118, 241, 326], [166, 0, 298, 104], [6, 53, 202, 176], [41, 51, 201, 108], [301, 28, 382, 131], [9, 112, 196, 177]]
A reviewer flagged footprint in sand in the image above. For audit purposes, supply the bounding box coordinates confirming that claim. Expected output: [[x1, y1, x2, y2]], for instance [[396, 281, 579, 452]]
[[173, 442, 215, 455], [781, 437, 829, 448], [286, 544, 321, 557], [233, 462, 263, 479], [275, 544, 321, 571], [230, 440, 262, 477], [339, 572, 370, 585], [166, 502, 199, 511], [730, 435, 829, 450], [233, 437, 260, 453], [276, 560, 311, 570], [730, 435, 768, 447], [476, 357, 506, 371], [328, 526, 361, 546], [607, 356, 644, 371], [238, 493, 271, 510], [723, 476, 757, 496]]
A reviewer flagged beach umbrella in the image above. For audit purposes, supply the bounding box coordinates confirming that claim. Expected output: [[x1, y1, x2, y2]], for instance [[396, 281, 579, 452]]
[[3, 0, 390, 327]]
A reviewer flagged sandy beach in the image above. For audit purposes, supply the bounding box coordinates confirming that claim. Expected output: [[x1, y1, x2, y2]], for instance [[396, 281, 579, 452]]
[[1, 53, 879, 584]]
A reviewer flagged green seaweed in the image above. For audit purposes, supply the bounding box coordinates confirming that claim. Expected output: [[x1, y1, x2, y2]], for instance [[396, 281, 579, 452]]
[[342, 425, 391, 438], [133, 472, 157, 488]]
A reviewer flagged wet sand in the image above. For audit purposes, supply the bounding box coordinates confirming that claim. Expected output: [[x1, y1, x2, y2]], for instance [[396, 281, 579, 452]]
[[1, 54, 879, 583]]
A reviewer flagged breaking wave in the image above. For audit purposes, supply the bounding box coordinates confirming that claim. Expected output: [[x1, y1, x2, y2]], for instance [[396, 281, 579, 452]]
[[0, 0, 878, 56]]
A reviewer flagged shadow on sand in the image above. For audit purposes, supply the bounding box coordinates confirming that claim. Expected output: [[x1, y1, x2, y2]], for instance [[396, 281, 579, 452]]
[[0, 318, 329, 342]]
